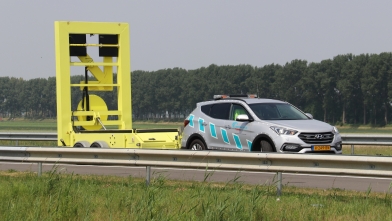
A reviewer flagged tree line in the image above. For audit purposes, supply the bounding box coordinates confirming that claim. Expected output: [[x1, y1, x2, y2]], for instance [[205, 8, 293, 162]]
[[1, 52, 392, 126]]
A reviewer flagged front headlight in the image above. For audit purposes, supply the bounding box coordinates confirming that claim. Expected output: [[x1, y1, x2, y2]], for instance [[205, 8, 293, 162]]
[[332, 126, 339, 134], [270, 126, 298, 135]]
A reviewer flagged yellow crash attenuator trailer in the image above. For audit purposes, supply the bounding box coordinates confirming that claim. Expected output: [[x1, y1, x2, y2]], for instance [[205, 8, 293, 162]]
[[54, 21, 180, 148]]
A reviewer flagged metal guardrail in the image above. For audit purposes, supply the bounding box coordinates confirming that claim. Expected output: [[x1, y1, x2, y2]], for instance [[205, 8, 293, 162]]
[[0, 132, 57, 141], [340, 134, 392, 154], [0, 147, 392, 195], [341, 134, 392, 145], [2, 132, 392, 146], [1, 132, 392, 195], [1, 146, 391, 176]]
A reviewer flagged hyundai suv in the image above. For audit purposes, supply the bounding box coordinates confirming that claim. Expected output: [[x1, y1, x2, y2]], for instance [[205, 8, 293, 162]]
[[181, 94, 342, 154]]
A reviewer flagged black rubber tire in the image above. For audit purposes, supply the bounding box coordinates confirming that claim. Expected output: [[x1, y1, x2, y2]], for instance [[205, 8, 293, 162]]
[[73, 141, 90, 148], [260, 140, 273, 152], [189, 139, 206, 151], [73, 143, 85, 148], [90, 143, 102, 148], [90, 141, 109, 148]]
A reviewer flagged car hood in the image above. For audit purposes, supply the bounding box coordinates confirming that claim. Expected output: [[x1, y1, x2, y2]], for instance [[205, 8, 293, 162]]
[[266, 119, 334, 133]]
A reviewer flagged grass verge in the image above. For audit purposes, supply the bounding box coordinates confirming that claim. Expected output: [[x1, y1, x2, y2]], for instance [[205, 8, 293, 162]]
[[342, 145, 392, 156], [0, 119, 182, 131], [1, 169, 391, 220]]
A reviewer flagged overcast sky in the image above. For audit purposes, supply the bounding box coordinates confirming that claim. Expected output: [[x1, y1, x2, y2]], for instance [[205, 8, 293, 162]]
[[1, 1, 392, 80]]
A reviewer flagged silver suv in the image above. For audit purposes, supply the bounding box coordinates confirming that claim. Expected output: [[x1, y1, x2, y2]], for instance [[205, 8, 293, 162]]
[[181, 94, 342, 154]]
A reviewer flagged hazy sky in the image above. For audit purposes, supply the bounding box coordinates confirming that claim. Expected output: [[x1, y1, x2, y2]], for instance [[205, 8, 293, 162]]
[[1, 1, 392, 80]]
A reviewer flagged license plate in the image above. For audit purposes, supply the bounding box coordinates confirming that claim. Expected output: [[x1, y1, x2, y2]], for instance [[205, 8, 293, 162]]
[[312, 145, 330, 151]]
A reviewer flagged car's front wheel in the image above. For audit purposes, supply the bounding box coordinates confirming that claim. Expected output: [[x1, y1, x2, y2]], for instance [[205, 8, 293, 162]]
[[189, 139, 206, 150], [260, 140, 274, 152]]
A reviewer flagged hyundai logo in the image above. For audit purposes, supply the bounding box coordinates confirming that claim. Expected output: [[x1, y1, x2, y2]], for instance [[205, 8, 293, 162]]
[[315, 134, 324, 139]]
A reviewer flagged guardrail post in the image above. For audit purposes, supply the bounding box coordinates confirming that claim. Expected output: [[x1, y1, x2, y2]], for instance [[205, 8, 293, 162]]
[[351, 145, 354, 155], [38, 162, 42, 177], [277, 172, 282, 196], [146, 166, 151, 186], [15, 140, 19, 146]]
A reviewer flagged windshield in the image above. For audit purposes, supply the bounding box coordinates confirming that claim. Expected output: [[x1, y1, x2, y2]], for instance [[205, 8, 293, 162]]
[[248, 103, 309, 120]]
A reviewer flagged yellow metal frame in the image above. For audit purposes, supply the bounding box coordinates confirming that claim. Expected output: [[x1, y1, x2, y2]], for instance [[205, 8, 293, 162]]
[[54, 21, 132, 147]]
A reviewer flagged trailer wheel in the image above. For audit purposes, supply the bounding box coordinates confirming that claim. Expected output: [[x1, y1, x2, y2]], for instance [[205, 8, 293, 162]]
[[73, 141, 90, 148], [90, 141, 109, 148], [189, 139, 206, 151]]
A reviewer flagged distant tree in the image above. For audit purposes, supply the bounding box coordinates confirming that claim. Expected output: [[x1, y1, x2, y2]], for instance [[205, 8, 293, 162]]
[[272, 60, 307, 108]]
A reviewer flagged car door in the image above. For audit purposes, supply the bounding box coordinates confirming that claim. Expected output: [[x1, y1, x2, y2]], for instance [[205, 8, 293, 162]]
[[225, 103, 254, 151], [206, 102, 231, 150]]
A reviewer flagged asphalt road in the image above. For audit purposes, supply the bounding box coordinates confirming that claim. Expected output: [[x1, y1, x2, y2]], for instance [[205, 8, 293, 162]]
[[1, 162, 391, 193]]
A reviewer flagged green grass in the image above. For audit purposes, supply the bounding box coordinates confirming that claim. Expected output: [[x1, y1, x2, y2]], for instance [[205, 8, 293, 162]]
[[337, 125, 392, 134], [0, 170, 391, 220], [0, 119, 182, 131], [342, 145, 392, 156], [1, 121, 392, 219], [0, 140, 58, 147], [0, 119, 57, 132]]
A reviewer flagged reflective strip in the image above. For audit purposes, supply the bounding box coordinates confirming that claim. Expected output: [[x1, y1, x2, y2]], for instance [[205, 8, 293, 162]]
[[247, 140, 252, 151], [233, 134, 242, 149], [209, 123, 217, 138], [198, 118, 205, 133], [189, 115, 194, 127], [221, 128, 230, 144]]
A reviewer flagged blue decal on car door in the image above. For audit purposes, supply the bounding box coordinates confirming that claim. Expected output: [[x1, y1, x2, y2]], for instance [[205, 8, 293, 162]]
[[198, 118, 205, 133], [221, 128, 230, 144], [247, 140, 252, 150], [209, 123, 217, 138], [233, 134, 242, 149]]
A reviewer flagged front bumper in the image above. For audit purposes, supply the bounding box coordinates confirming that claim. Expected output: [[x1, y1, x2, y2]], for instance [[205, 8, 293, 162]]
[[297, 147, 342, 154], [276, 132, 342, 154]]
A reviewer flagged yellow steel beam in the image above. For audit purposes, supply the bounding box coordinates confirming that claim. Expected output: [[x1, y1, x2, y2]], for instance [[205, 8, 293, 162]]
[[55, 21, 132, 147], [77, 55, 113, 91]]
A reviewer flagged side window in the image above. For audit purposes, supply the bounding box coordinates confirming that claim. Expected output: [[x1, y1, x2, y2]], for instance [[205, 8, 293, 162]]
[[230, 104, 249, 120], [201, 104, 212, 115], [209, 103, 231, 120]]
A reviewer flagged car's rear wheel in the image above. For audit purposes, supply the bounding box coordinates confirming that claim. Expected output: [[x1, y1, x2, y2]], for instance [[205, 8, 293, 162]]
[[260, 140, 273, 152], [189, 139, 206, 150]]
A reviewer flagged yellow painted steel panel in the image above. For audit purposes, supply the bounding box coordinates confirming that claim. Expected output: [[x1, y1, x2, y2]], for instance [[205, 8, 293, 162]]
[[55, 21, 178, 149]]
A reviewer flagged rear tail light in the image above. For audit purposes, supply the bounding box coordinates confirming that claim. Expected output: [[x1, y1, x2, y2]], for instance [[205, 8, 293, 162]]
[[184, 119, 190, 127]]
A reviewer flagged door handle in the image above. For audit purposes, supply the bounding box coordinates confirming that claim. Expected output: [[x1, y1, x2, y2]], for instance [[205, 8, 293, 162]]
[[225, 125, 231, 129]]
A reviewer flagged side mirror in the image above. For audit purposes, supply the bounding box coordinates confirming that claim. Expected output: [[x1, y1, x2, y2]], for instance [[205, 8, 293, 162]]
[[305, 113, 313, 119], [236, 114, 252, 122]]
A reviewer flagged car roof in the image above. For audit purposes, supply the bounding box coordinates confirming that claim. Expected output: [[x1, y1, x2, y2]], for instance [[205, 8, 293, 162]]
[[239, 98, 286, 104], [198, 97, 287, 105]]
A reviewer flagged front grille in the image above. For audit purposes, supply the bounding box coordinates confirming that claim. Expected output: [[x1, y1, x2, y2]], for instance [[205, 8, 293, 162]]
[[298, 132, 334, 144]]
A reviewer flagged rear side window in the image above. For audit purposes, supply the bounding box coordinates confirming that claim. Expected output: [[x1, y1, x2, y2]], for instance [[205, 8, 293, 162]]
[[201, 104, 213, 115], [209, 103, 231, 120]]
